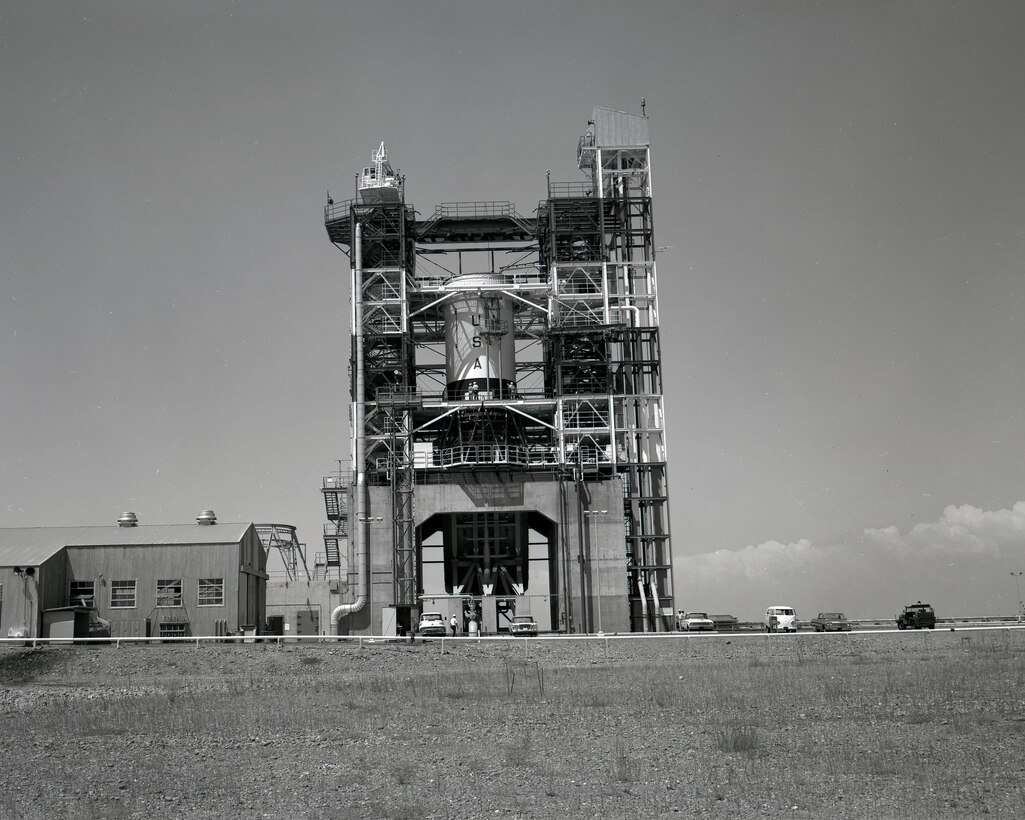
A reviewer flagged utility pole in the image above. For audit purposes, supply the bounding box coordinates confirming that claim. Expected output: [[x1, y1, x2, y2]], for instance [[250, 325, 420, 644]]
[[1011, 571, 1024, 622]]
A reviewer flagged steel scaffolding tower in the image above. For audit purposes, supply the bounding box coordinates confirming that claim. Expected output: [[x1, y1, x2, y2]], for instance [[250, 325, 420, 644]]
[[540, 107, 672, 630], [322, 109, 674, 634]]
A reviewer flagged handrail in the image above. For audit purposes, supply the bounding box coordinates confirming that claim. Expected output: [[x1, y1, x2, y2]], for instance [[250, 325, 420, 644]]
[[547, 181, 594, 198], [377, 443, 563, 471], [413, 270, 549, 290], [324, 199, 356, 222], [432, 201, 520, 219], [322, 473, 352, 489], [6, 622, 1023, 649]]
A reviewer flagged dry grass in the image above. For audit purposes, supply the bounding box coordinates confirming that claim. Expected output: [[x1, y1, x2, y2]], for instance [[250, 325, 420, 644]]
[[1, 630, 1024, 818]]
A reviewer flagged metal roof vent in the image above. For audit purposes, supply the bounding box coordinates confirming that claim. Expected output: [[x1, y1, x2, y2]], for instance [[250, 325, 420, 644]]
[[117, 511, 139, 527], [196, 509, 217, 526]]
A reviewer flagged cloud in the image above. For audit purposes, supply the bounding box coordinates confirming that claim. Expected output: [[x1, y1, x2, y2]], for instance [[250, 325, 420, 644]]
[[676, 501, 1025, 621], [865, 502, 1025, 557]]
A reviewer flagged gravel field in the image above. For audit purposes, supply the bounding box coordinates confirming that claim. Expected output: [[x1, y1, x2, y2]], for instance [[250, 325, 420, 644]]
[[2, 629, 1024, 819]]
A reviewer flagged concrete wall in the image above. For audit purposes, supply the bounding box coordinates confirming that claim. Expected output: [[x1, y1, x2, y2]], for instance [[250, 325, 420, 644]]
[[580, 482, 630, 635], [266, 578, 341, 637], [332, 473, 628, 636]]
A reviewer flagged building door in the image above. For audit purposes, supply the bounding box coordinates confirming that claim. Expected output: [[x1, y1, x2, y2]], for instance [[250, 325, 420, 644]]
[[265, 615, 284, 636], [296, 609, 319, 636]]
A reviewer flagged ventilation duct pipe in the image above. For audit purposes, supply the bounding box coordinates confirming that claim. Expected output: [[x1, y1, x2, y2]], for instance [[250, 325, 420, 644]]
[[637, 578, 649, 633], [333, 222, 368, 631], [649, 579, 662, 633]]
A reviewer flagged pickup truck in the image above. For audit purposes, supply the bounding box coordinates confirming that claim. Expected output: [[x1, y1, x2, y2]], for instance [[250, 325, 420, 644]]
[[896, 602, 936, 630], [810, 612, 851, 632]]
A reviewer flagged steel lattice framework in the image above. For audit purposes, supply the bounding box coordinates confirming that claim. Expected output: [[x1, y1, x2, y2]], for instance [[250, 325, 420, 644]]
[[322, 108, 674, 632]]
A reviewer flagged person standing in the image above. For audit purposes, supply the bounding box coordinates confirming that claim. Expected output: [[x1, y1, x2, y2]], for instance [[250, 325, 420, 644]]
[[449, 614, 458, 636]]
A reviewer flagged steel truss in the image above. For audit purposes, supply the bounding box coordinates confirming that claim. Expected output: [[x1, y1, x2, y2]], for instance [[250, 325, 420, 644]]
[[325, 195, 419, 614], [539, 108, 674, 631], [322, 107, 674, 632]]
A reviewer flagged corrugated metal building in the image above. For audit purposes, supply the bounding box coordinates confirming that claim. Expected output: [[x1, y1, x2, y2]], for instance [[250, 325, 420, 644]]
[[0, 512, 267, 640]]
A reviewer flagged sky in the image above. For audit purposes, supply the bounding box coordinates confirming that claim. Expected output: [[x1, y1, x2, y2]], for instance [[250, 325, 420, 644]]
[[2, 1, 1023, 621]]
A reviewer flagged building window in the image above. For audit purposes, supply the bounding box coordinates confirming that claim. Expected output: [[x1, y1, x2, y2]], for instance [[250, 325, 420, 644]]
[[110, 580, 137, 609], [156, 579, 183, 607], [69, 580, 96, 608], [159, 623, 187, 639], [198, 578, 224, 607]]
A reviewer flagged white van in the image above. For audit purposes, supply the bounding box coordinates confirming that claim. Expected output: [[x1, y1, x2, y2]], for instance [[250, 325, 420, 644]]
[[764, 605, 798, 633]]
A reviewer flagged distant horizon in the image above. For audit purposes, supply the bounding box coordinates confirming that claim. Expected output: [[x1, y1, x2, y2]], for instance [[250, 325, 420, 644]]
[[2, 1, 1023, 622]]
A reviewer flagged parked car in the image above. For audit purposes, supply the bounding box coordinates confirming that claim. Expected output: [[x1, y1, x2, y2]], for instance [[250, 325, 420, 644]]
[[764, 605, 798, 633], [508, 615, 538, 637], [710, 614, 739, 632], [810, 612, 851, 632], [896, 601, 936, 630], [680, 612, 715, 632], [417, 611, 447, 637]]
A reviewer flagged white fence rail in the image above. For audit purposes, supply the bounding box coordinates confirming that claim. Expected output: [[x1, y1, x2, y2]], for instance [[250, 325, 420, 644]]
[[3, 621, 1025, 651]]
